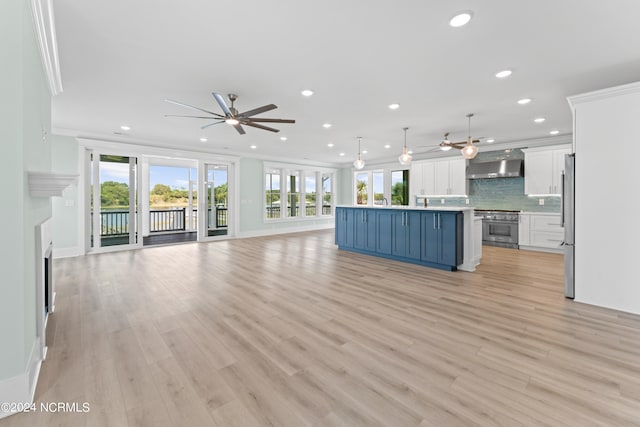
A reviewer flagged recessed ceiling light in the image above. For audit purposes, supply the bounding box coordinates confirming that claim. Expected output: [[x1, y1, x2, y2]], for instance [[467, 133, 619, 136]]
[[486, 138, 495, 143], [327, 143, 334, 148], [384, 144, 391, 149], [339, 152, 345, 156], [323, 123, 332, 128], [534, 117, 546, 123], [250, 145, 257, 149], [517, 98, 532, 105], [280, 136, 288, 141], [388, 103, 400, 110], [362, 150, 368, 154], [199, 137, 207, 142], [495, 70, 512, 79], [549, 130, 560, 135], [449, 11, 473, 27], [120, 125, 131, 131], [301, 89, 314, 97]]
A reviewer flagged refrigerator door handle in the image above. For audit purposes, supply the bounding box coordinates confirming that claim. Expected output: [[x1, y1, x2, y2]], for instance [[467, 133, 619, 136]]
[[560, 172, 565, 227]]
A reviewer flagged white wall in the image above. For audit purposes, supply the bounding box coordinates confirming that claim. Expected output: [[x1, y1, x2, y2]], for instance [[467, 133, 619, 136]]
[[51, 135, 80, 254], [0, 0, 52, 410], [570, 82, 640, 314]]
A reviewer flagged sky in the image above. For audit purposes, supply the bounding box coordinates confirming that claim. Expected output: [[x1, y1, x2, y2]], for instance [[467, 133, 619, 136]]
[[99, 162, 227, 189]]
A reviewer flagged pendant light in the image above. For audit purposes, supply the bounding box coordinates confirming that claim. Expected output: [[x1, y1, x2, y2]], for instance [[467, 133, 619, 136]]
[[353, 137, 365, 170], [398, 127, 412, 165], [461, 113, 479, 159]]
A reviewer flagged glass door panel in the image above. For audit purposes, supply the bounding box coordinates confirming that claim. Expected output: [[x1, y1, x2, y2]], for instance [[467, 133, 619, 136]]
[[206, 164, 228, 236], [94, 154, 138, 248]]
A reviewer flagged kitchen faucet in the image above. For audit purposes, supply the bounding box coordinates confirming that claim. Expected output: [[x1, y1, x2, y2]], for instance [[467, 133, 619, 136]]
[[382, 197, 389, 206]]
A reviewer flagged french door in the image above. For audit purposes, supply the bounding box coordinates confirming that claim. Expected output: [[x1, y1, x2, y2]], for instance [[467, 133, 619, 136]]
[[203, 164, 229, 237], [87, 152, 141, 251]]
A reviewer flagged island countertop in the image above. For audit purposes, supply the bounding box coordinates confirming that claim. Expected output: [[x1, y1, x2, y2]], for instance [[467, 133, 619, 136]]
[[336, 205, 473, 212]]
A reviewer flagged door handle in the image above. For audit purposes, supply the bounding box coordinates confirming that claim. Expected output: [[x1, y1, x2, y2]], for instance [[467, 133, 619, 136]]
[[561, 173, 565, 227], [433, 213, 436, 229]]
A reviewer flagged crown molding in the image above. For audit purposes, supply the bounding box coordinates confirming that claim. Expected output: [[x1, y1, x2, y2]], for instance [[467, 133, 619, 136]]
[[30, 0, 63, 96], [567, 81, 640, 109], [29, 172, 77, 197]]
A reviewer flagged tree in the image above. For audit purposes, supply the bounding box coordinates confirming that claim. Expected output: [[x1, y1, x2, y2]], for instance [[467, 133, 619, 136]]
[[356, 180, 368, 204], [214, 183, 228, 206], [151, 183, 171, 197], [101, 181, 129, 207], [391, 182, 406, 205]]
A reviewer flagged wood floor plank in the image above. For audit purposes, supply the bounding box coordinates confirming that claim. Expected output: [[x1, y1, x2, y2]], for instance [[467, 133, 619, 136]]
[[5, 230, 640, 427]]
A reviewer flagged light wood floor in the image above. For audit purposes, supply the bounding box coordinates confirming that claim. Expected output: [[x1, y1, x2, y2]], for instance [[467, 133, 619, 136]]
[[4, 229, 640, 426]]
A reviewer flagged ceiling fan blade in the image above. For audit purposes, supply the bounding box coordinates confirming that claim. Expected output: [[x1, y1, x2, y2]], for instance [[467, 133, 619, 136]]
[[212, 92, 233, 116], [233, 123, 246, 135], [165, 114, 219, 119], [165, 99, 224, 118], [241, 121, 280, 133], [245, 118, 296, 124], [200, 120, 225, 129], [238, 104, 277, 118]]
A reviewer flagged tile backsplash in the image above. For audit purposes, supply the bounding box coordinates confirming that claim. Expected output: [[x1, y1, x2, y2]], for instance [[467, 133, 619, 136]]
[[423, 148, 560, 213]]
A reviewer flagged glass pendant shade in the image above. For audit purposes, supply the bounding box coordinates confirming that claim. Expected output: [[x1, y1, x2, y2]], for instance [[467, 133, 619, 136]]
[[461, 137, 478, 159], [398, 147, 412, 165], [353, 137, 365, 169], [398, 127, 412, 165]]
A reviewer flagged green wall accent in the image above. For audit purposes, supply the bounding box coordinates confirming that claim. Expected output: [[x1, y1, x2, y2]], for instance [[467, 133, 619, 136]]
[[0, 0, 52, 379]]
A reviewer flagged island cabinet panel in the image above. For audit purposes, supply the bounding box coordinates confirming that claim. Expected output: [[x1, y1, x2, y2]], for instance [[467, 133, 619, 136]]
[[375, 210, 393, 254], [354, 208, 377, 252], [335, 207, 355, 248], [421, 211, 462, 266], [336, 207, 463, 271]]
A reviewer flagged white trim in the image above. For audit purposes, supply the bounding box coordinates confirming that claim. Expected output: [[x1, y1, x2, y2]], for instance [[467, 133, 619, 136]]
[[567, 81, 640, 108], [30, 0, 62, 96], [519, 245, 563, 254], [52, 246, 82, 259], [238, 222, 334, 239], [0, 339, 42, 420]]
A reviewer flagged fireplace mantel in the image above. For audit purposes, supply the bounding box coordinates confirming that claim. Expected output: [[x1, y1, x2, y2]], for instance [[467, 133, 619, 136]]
[[28, 172, 78, 197]]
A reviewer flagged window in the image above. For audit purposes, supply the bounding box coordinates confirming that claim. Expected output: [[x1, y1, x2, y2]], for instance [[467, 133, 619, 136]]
[[286, 171, 300, 217], [391, 170, 409, 206], [305, 174, 317, 216], [265, 164, 335, 222], [321, 174, 332, 215], [373, 171, 384, 205], [355, 172, 369, 205], [265, 168, 281, 219]]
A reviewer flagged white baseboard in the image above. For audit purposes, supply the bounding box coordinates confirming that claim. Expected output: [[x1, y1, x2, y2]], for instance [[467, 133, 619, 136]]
[[53, 246, 82, 258], [519, 245, 563, 254], [238, 223, 334, 239], [0, 339, 42, 419]]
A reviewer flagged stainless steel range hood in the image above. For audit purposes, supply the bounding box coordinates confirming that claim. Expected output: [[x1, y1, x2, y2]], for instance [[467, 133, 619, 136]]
[[467, 159, 524, 179]]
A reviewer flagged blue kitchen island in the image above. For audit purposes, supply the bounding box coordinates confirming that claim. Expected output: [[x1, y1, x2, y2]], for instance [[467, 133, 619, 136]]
[[336, 206, 479, 272]]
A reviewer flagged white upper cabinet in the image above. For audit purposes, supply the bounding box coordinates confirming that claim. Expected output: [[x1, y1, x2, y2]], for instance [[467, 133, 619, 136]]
[[523, 145, 571, 195], [411, 158, 467, 197]]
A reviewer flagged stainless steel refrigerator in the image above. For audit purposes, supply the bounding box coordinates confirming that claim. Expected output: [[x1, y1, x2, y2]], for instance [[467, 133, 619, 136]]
[[562, 153, 575, 299]]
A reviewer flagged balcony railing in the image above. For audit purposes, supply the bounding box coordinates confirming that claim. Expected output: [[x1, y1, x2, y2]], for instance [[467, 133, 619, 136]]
[[265, 204, 333, 219]]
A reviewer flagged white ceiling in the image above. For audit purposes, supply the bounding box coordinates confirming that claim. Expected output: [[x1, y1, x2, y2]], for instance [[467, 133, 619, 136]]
[[51, 0, 640, 166]]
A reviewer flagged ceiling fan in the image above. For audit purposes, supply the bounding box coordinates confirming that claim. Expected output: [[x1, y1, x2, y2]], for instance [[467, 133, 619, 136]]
[[417, 113, 482, 159], [165, 93, 295, 135]]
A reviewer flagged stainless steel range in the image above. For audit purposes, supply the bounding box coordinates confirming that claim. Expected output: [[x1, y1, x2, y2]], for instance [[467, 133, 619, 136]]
[[474, 210, 519, 249]]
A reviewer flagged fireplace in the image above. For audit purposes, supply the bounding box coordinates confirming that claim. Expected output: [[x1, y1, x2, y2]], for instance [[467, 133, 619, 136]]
[[36, 218, 54, 359]]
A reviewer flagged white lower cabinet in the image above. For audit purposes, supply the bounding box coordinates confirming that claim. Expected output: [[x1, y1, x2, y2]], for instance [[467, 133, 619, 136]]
[[519, 213, 563, 253]]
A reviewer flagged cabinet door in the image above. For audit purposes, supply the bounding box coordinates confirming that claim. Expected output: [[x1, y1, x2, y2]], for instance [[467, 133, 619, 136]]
[[434, 161, 450, 195], [422, 162, 436, 196], [376, 210, 392, 254], [410, 163, 424, 196], [335, 208, 354, 247], [353, 210, 367, 249], [524, 151, 553, 194], [391, 211, 407, 257], [438, 212, 460, 266], [364, 209, 377, 252], [448, 159, 467, 196], [421, 211, 439, 263], [405, 211, 422, 260], [518, 214, 531, 246], [551, 148, 571, 194]]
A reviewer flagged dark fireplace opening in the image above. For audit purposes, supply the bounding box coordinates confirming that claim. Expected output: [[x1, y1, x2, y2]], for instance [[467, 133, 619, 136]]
[[44, 246, 52, 316]]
